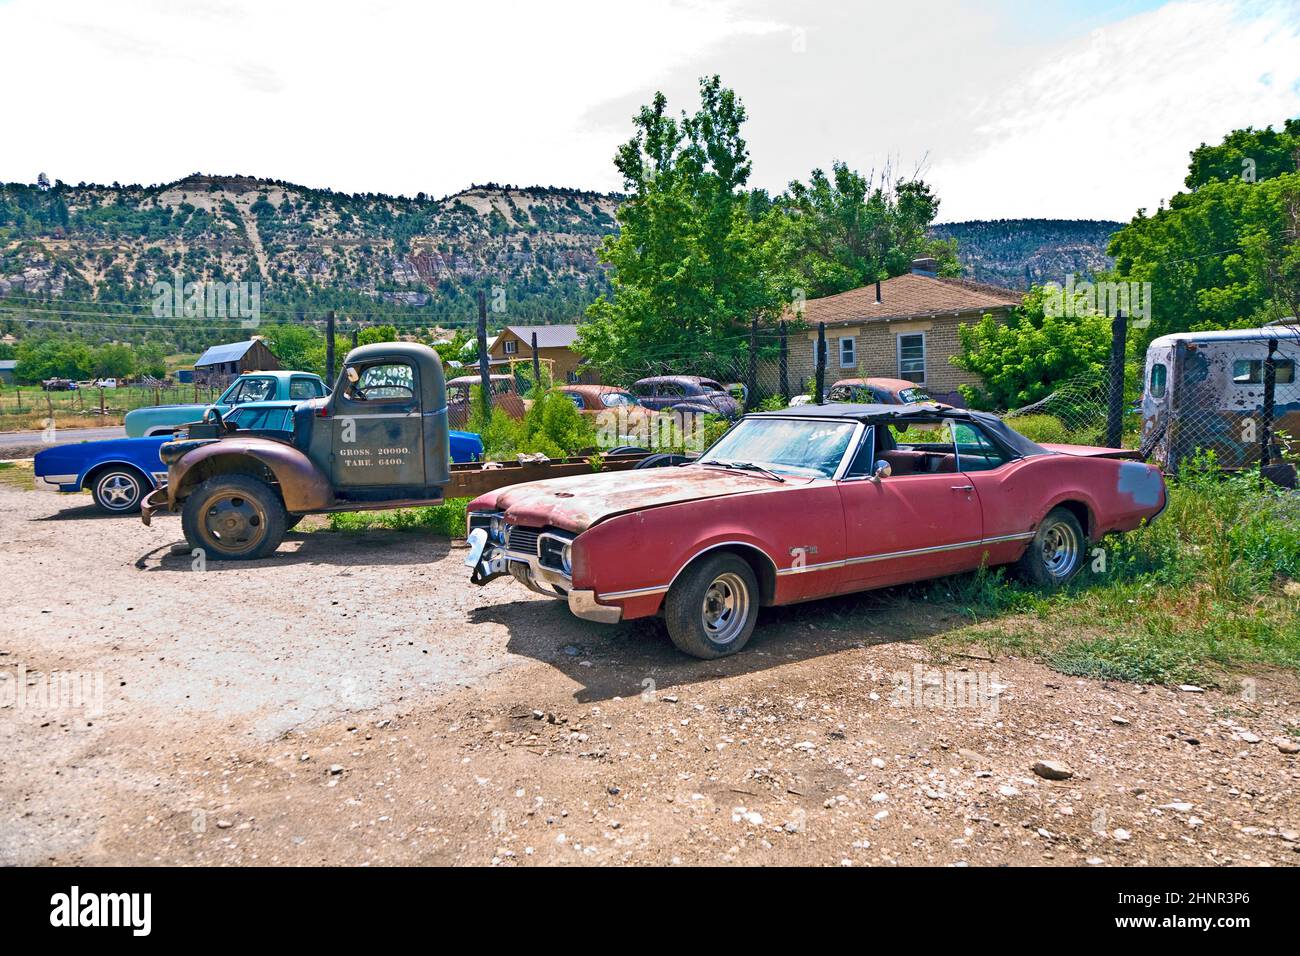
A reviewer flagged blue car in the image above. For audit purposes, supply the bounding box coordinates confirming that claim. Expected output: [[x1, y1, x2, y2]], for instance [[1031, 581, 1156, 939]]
[[36, 400, 484, 514]]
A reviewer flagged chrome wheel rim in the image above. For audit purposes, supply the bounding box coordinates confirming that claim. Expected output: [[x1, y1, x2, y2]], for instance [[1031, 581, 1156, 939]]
[[1040, 520, 1080, 580], [701, 571, 749, 645], [202, 492, 267, 553], [97, 472, 140, 510]]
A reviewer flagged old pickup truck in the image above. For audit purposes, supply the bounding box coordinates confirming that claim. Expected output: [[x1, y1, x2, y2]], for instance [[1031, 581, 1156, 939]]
[[465, 402, 1168, 659], [124, 370, 329, 437], [141, 342, 651, 559]]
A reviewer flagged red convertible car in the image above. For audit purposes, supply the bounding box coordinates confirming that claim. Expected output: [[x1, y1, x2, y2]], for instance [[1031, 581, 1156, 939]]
[[464, 403, 1167, 659]]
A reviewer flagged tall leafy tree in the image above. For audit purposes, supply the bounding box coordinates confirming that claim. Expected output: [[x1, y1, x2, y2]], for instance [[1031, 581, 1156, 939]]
[[760, 163, 959, 299], [578, 77, 780, 378], [1185, 120, 1299, 189]]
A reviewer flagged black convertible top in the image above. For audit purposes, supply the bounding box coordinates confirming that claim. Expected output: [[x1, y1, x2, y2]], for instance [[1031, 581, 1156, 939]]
[[749, 402, 1049, 459]]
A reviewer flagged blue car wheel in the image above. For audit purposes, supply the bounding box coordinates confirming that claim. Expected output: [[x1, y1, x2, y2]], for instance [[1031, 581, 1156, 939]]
[[91, 468, 146, 515]]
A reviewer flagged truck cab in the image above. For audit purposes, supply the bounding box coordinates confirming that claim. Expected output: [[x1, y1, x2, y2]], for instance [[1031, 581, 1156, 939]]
[[144, 342, 453, 559]]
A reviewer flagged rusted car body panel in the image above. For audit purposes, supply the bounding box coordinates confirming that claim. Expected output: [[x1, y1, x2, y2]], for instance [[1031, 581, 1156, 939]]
[[163, 435, 336, 512], [1142, 328, 1300, 472], [467, 404, 1168, 628]]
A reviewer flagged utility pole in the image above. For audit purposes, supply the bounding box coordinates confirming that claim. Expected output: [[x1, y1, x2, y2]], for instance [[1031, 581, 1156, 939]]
[[476, 290, 492, 417], [326, 310, 336, 384]]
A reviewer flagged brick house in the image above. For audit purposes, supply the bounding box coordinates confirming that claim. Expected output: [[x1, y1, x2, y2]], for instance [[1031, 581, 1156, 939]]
[[770, 262, 1023, 404], [487, 324, 597, 384]]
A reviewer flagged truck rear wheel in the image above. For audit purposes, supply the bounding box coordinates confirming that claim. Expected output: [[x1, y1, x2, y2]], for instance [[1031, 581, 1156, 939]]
[[181, 474, 287, 560], [663, 552, 759, 659]]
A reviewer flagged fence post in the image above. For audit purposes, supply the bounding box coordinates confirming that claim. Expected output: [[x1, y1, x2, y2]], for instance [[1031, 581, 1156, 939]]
[[1261, 337, 1278, 466], [778, 320, 789, 403], [814, 322, 827, 405], [99, 387, 105, 418], [1104, 310, 1128, 449], [531, 330, 542, 393], [476, 289, 492, 418], [326, 310, 336, 385], [15, 387, 20, 412], [745, 315, 758, 411]]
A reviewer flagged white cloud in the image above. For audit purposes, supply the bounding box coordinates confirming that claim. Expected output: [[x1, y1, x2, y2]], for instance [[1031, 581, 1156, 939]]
[[1, 0, 1297, 223], [927, 1, 1300, 220]]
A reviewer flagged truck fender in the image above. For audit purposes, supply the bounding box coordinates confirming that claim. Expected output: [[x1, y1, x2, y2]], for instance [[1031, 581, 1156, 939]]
[[171, 439, 334, 512]]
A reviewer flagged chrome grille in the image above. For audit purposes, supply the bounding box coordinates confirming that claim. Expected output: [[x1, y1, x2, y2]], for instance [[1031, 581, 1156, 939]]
[[507, 526, 541, 555]]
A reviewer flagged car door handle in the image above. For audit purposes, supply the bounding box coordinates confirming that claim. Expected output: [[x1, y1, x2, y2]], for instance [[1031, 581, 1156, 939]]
[[951, 484, 974, 492]]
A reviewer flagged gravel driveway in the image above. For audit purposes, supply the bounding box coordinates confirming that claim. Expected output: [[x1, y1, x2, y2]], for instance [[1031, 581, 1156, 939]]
[[2, 482, 1297, 866]]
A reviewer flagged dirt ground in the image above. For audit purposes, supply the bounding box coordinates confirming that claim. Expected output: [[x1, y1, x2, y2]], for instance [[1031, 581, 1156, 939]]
[[1, 481, 1298, 866]]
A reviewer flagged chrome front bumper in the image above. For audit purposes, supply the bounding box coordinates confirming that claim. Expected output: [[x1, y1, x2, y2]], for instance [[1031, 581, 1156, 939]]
[[568, 589, 622, 624]]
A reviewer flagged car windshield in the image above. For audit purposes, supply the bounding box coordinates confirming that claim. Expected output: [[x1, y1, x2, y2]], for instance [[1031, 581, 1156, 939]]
[[699, 417, 858, 479]]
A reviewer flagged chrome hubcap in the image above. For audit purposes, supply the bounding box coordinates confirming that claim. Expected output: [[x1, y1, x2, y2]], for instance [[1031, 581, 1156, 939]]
[[1041, 520, 1080, 579], [98, 473, 139, 509], [701, 572, 749, 645], [203, 494, 266, 551]]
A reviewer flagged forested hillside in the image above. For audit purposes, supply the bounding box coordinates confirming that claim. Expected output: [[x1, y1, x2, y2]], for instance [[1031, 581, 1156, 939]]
[[931, 218, 1121, 289], [0, 174, 618, 350]]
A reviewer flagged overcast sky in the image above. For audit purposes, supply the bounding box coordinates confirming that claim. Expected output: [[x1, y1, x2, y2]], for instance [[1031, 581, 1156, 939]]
[[2, 0, 1298, 222]]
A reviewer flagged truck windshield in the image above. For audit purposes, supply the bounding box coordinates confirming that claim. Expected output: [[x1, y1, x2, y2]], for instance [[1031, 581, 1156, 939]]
[[699, 417, 857, 479]]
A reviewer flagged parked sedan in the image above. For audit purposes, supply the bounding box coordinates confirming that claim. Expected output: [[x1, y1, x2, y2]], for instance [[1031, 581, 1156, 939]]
[[790, 377, 935, 406], [559, 384, 643, 415], [631, 376, 739, 419], [465, 403, 1166, 659]]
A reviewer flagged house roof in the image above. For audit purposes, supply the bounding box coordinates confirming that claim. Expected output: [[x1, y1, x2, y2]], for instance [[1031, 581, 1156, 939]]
[[194, 339, 262, 367], [0, 359, 16, 371], [790, 273, 1022, 328], [502, 324, 581, 348]]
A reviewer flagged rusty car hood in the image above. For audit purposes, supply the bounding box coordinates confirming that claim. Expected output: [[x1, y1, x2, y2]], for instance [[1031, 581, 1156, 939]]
[[491, 464, 803, 533]]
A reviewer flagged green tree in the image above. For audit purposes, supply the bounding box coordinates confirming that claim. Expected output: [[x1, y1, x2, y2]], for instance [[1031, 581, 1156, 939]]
[[14, 337, 93, 382], [91, 343, 137, 378], [1185, 120, 1299, 189], [135, 343, 168, 378], [261, 324, 325, 375], [760, 163, 959, 299], [578, 76, 781, 378], [357, 324, 399, 346], [951, 287, 1114, 409], [1109, 171, 1300, 338]]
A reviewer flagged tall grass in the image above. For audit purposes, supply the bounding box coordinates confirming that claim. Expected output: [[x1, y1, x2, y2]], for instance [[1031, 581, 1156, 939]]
[[943, 456, 1300, 684]]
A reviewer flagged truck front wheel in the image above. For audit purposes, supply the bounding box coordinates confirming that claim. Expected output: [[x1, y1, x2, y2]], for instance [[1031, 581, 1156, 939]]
[[181, 474, 287, 560]]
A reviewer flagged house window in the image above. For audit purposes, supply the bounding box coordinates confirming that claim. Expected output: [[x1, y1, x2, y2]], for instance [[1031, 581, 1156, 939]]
[[838, 336, 856, 369], [504, 339, 517, 355], [897, 333, 926, 383], [812, 339, 829, 368]]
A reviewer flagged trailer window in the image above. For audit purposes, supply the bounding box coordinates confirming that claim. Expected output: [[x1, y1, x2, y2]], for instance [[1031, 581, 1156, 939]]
[[1232, 359, 1295, 385], [1149, 362, 1167, 398]]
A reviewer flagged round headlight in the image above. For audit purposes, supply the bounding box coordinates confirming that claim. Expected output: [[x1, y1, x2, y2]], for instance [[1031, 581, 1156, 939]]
[[561, 543, 572, 575], [490, 516, 506, 543]]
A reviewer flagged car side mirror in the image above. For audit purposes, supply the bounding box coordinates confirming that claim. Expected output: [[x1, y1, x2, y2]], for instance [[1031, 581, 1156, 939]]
[[871, 459, 892, 482]]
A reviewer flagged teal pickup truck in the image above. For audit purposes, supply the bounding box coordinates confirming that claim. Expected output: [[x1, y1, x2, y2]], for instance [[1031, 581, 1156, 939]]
[[124, 371, 329, 437]]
